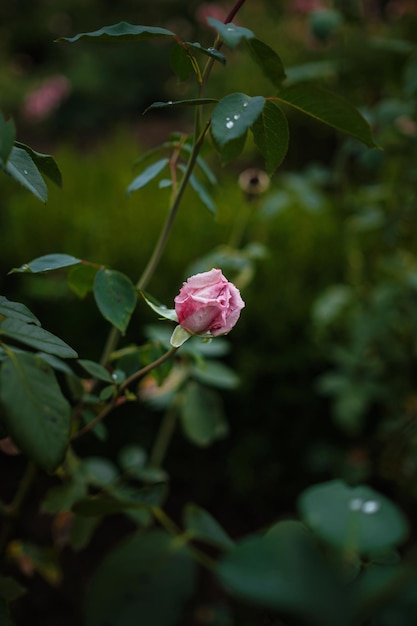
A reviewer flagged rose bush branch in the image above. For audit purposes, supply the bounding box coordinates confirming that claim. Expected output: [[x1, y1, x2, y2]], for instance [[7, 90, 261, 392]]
[[75, 345, 178, 440]]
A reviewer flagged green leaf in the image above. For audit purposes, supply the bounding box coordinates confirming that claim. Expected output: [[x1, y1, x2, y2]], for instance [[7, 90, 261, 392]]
[[10, 253, 81, 274], [215, 133, 247, 165], [183, 504, 234, 550], [211, 93, 265, 162], [0, 352, 71, 472], [0, 296, 40, 326], [93, 269, 137, 334], [298, 480, 409, 555], [59, 22, 176, 43], [180, 382, 228, 447], [217, 522, 352, 626], [83, 457, 119, 487], [140, 291, 178, 322], [5, 146, 48, 202], [0, 318, 78, 358], [15, 142, 62, 187], [188, 172, 216, 214], [190, 360, 240, 389], [211, 93, 265, 147], [0, 113, 15, 167], [170, 43, 194, 82], [42, 480, 87, 514], [67, 263, 98, 298], [251, 101, 289, 175], [144, 99, 218, 114], [207, 18, 254, 48], [73, 484, 167, 516], [79, 359, 114, 383], [274, 84, 379, 148], [85, 531, 196, 626], [70, 515, 101, 551], [246, 38, 286, 88], [126, 158, 169, 195], [185, 42, 226, 64]]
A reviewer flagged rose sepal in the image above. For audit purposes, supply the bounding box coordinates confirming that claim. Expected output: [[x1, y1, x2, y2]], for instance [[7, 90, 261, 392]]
[[170, 325, 192, 348]]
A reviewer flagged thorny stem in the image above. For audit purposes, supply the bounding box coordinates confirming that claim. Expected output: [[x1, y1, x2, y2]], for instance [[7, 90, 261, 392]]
[[75, 346, 178, 440]]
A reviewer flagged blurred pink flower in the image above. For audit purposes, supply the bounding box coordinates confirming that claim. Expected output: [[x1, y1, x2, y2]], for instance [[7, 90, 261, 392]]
[[195, 2, 229, 25], [22, 75, 71, 122]]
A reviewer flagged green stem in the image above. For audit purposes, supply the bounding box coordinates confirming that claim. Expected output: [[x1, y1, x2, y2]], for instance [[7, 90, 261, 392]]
[[149, 404, 178, 469], [75, 346, 177, 440], [97, 0, 248, 368]]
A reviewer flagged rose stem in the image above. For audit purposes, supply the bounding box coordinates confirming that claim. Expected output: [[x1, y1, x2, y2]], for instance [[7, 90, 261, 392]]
[[98, 0, 248, 367]]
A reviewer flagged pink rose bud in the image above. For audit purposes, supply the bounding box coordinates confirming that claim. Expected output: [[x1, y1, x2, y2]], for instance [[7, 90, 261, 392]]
[[174, 268, 245, 337]]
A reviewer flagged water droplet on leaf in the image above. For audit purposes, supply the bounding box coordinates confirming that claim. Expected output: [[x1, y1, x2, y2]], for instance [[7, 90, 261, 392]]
[[362, 500, 380, 514], [242, 102, 248, 108], [233, 114, 240, 120], [349, 497, 380, 514], [226, 120, 234, 129], [23, 170, 28, 175]]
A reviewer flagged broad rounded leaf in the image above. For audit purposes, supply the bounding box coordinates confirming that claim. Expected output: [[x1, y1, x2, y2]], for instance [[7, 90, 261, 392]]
[[85, 531, 196, 626], [217, 523, 351, 626], [246, 39, 286, 88], [207, 18, 254, 48], [0, 352, 71, 472], [190, 360, 239, 389], [10, 253, 81, 274], [274, 84, 379, 148], [298, 480, 409, 555], [0, 318, 78, 358], [67, 263, 98, 298], [184, 504, 234, 550], [59, 22, 176, 43], [93, 269, 137, 333], [251, 101, 289, 175], [170, 44, 194, 82], [5, 146, 47, 202], [211, 93, 265, 148], [180, 382, 228, 446]]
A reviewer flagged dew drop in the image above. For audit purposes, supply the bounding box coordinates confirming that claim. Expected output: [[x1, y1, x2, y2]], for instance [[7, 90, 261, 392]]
[[226, 120, 234, 129], [242, 102, 248, 108], [362, 500, 380, 514], [233, 114, 240, 120], [23, 169, 28, 175], [226, 26, 234, 31], [167, 101, 173, 105]]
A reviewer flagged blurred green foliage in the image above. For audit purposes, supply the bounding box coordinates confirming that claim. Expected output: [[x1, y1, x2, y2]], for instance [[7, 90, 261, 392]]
[[2, 1, 417, 623]]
